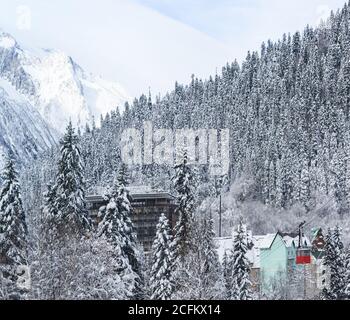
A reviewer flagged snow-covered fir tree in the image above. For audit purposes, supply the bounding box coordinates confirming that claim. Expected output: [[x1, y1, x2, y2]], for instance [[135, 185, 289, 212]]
[[197, 218, 224, 299], [222, 250, 231, 299], [0, 157, 28, 299], [171, 216, 225, 300], [97, 179, 138, 298], [343, 247, 350, 300], [54, 122, 91, 235], [98, 164, 144, 299], [0, 157, 28, 265], [227, 219, 252, 300], [322, 226, 345, 300], [149, 214, 175, 300], [172, 152, 196, 260]]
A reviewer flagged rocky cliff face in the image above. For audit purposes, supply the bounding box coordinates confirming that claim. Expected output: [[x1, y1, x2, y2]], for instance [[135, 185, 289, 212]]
[[0, 79, 57, 166]]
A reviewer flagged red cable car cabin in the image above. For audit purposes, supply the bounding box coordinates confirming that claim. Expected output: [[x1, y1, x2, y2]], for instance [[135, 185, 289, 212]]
[[296, 248, 311, 265]]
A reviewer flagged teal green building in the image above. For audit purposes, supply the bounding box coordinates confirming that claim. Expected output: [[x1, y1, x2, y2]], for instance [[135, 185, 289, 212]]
[[216, 232, 312, 296]]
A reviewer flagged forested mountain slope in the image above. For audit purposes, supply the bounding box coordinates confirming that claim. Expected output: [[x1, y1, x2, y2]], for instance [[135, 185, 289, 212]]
[[22, 2, 350, 237]]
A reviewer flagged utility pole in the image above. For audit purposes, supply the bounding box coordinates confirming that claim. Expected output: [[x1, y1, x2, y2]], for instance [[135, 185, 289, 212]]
[[304, 265, 307, 300], [215, 175, 226, 238], [298, 221, 306, 248], [219, 193, 222, 237], [298, 221, 307, 300], [209, 201, 212, 220]]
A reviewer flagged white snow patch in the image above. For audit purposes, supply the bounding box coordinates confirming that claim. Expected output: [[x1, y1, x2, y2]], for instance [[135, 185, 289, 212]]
[[254, 234, 277, 250], [283, 235, 312, 248], [20, 48, 130, 132], [0, 30, 130, 133], [0, 35, 16, 48], [0, 77, 27, 103]]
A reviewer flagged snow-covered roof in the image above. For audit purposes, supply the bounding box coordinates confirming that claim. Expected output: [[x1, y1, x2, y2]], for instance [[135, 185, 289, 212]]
[[254, 234, 277, 249], [86, 185, 175, 202], [127, 185, 153, 194], [87, 186, 107, 197], [282, 235, 296, 248], [282, 235, 311, 248], [131, 192, 175, 200], [215, 233, 279, 269]]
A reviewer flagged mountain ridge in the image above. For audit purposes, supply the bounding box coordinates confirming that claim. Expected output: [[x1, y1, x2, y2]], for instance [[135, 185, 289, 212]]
[[0, 30, 130, 167], [0, 30, 130, 133]]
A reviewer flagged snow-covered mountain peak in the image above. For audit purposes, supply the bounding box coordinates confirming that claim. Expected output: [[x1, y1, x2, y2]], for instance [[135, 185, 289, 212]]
[[0, 31, 130, 133], [0, 29, 130, 167], [21, 49, 88, 130], [0, 32, 17, 49]]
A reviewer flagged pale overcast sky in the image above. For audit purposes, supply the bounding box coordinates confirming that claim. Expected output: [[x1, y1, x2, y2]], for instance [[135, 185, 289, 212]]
[[0, 0, 347, 97]]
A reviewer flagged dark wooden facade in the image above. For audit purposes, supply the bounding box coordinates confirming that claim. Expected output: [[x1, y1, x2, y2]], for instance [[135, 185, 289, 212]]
[[86, 191, 178, 252], [311, 228, 326, 260]]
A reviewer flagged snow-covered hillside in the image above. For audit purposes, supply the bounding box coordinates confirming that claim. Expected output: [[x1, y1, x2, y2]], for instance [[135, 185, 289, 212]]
[[0, 30, 130, 167], [0, 77, 57, 167], [0, 31, 130, 133]]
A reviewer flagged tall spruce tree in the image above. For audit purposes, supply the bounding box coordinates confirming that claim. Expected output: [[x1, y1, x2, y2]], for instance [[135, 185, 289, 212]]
[[32, 123, 93, 300], [0, 157, 27, 265], [227, 219, 252, 300], [197, 218, 224, 299], [0, 157, 28, 299], [97, 176, 138, 298], [54, 122, 91, 235], [99, 164, 144, 299], [322, 226, 345, 300], [172, 152, 196, 260], [343, 247, 350, 300], [222, 250, 231, 299], [149, 214, 175, 300]]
